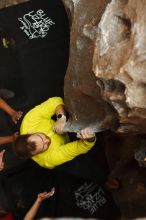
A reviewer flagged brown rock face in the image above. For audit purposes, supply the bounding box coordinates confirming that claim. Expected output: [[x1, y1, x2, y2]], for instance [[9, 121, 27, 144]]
[[63, 0, 146, 134], [63, 1, 146, 219], [0, 0, 29, 8]]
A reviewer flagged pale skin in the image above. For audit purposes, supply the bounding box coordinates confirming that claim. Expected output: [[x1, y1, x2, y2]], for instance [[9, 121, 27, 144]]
[[53, 104, 67, 135], [0, 98, 23, 145], [23, 187, 55, 220]]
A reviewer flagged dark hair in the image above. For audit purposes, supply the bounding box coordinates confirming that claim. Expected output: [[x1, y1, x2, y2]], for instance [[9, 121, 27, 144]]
[[13, 134, 36, 159]]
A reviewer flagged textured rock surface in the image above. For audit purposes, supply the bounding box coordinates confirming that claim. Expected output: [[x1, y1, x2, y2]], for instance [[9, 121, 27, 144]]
[[62, 0, 146, 219], [0, 0, 29, 9], [63, 0, 146, 135], [63, 0, 114, 133]]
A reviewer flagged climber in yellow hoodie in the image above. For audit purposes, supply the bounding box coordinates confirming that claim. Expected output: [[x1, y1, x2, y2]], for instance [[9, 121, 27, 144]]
[[13, 97, 96, 169]]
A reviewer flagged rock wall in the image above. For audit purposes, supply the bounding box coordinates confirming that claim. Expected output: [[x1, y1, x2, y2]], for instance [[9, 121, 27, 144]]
[[63, 0, 146, 134], [62, 1, 146, 219], [0, 0, 29, 9]]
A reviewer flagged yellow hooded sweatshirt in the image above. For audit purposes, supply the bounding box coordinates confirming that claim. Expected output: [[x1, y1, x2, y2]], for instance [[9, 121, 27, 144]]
[[20, 97, 95, 169]]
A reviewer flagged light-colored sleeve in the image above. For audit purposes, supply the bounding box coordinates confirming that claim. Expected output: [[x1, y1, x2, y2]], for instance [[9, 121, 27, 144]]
[[43, 140, 96, 169], [31, 97, 64, 119]]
